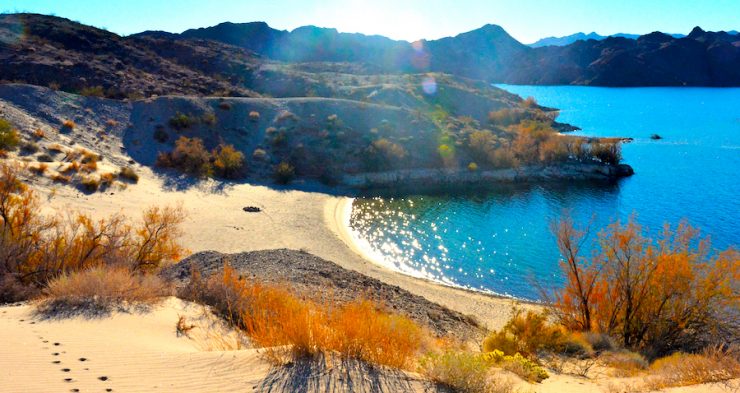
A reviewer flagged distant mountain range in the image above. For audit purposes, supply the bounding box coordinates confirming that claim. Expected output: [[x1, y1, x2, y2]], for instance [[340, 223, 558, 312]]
[[170, 23, 740, 86], [528, 32, 686, 47], [2, 13, 740, 88]]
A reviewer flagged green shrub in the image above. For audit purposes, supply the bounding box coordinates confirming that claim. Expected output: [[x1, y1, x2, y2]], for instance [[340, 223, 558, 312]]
[[168, 112, 195, 131], [273, 162, 295, 184], [80, 85, 105, 97], [421, 351, 512, 393], [0, 119, 20, 150], [483, 310, 565, 357], [201, 112, 217, 126], [468, 162, 478, 171], [481, 350, 549, 382]]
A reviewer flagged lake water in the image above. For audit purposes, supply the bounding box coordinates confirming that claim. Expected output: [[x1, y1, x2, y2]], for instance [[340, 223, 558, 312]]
[[348, 86, 740, 300]]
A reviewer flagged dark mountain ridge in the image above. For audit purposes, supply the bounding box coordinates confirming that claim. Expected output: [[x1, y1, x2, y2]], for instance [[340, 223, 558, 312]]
[[2, 13, 739, 88]]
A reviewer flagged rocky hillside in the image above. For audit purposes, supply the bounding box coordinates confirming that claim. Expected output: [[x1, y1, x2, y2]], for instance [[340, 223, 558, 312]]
[[178, 21, 740, 86]]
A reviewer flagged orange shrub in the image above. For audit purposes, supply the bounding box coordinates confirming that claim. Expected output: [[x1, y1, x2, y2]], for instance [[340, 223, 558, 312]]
[[188, 265, 425, 368], [156, 136, 212, 177], [551, 215, 740, 357], [0, 163, 186, 286], [62, 119, 76, 130], [212, 144, 245, 179]]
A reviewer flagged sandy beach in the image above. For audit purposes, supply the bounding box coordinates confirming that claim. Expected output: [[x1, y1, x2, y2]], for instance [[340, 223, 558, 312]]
[[34, 167, 529, 330]]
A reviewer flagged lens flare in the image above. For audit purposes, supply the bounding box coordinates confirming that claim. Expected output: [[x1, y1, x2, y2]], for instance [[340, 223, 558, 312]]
[[421, 76, 436, 95]]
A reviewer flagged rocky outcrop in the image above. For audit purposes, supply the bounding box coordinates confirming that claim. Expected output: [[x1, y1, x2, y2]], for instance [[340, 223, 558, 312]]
[[343, 163, 634, 192]]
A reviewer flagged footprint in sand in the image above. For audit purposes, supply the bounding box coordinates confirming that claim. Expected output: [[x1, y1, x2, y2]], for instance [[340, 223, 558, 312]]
[[52, 361, 61, 364], [53, 342, 61, 346], [63, 377, 72, 382], [98, 376, 109, 381], [61, 368, 71, 372], [52, 352, 60, 356], [78, 357, 87, 362]]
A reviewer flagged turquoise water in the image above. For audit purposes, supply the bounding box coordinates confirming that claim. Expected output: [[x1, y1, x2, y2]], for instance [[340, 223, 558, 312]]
[[349, 86, 740, 300]]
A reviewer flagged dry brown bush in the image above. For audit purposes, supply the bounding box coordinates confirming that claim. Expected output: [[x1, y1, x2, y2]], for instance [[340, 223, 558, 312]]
[[38, 265, 170, 313], [0, 163, 186, 287], [183, 265, 426, 369]]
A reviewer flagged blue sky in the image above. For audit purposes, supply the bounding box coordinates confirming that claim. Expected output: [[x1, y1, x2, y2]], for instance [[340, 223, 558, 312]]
[[2, 0, 738, 43]]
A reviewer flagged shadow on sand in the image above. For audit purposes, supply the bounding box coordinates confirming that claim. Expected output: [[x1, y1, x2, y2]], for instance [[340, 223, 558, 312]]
[[257, 353, 449, 393]]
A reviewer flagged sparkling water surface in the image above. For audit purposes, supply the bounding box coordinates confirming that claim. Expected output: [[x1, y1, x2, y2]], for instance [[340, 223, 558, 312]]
[[349, 86, 740, 300]]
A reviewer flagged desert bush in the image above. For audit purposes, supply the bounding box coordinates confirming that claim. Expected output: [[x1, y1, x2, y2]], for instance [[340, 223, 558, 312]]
[[118, 166, 139, 183], [590, 142, 622, 165], [20, 140, 40, 154], [33, 129, 45, 139], [212, 144, 245, 179], [551, 215, 740, 357], [153, 127, 168, 143], [583, 332, 617, 353], [0, 163, 186, 285], [39, 266, 169, 312], [29, 163, 48, 175], [468, 162, 478, 171], [61, 119, 76, 130], [168, 112, 195, 130], [488, 108, 525, 127], [60, 161, 80, 174], [185, 265, 425, 368], [157, 136, 212, 177], [276, 110, 297, 123], [80, 176, 101, 192], [602, 350, 648, 377], [481, 350, 549, 382], [521, 97, 538, 108], [36, 153, 54, 162], [273, 161, 295, 184], [252, 148, 267, 161], [421, 351, 513, 393], [0, 273, 40, 303], [51, 173, 71, 183], [467, 130, 497, 163], [365, 138, 407, 171], [0, 119, 20, 151], [539, 136, 570, 163], [646, 346, 740, 388], [79, 85, 105, 97], [201, 112, 217, 126], [483, 309, 566, 357]]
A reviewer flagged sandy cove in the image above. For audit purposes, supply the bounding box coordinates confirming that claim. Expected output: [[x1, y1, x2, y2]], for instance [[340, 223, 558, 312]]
[[2, 168, 736, 393], [34, 168, 528, 331]]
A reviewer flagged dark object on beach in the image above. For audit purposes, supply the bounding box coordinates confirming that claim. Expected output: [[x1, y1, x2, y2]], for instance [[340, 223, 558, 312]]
[[243, 206, 261, 213], [650, 134, 663, 140]]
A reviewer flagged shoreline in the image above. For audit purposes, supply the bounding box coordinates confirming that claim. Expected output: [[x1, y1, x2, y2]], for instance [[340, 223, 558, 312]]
[[327, 196, 538, 303]]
